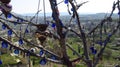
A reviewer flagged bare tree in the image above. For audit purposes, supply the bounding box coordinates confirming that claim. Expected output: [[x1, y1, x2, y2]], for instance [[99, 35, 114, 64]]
[[0, 0, 120, 67]]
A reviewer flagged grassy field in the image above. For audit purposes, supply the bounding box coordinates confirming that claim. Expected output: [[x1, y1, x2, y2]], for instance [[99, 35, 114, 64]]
[[0, 35, 120, 67]]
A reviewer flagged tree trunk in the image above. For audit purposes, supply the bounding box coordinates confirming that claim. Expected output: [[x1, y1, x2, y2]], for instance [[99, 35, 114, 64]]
[[87, 62, 92, 67], [59, 38, 74, 67]]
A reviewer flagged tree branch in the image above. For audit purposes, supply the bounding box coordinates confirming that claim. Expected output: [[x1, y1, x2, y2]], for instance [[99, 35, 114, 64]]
[[69, 0, 90, 61], [0, 36, 63, 64]]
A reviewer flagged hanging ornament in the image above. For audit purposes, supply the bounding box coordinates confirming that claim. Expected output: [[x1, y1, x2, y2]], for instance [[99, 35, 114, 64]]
[[39, 49, 44, 56], [39, 59, 47, 65], [51, 23, 56, 28], [20, 19, 24, 22], [7, 13, 12, 18], [14, 49, 19, 54], [25, 29, 29, 33], [90, 46, 94, 50], [19, 39, 23, 45], [108, 33, 112, 37], [0, 60, 2, 65], [92, 49, 97, 55], [118, 11, 120, 15], [30, 48, 35, 53], [1, 41, 8, 48], [64, 0, 68, 4], [17, 19, 23, 23], [17, 19, 20, 22], [2, 24, 6, 30], [26, 52, 30, 56], [30, 49, 34, 53], [8, 29, 12, 36], [90, 46, 97, 54], [51, 55, 56, 60], [14, 22, 17, 26], [96, 41, 103, 46]]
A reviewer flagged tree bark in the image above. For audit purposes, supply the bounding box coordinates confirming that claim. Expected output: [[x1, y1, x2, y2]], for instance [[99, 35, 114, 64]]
[[59, 38, 74, 67]]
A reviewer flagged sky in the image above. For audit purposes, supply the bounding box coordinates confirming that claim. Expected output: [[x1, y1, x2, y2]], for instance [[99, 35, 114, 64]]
[[10, 0, 117, 14]]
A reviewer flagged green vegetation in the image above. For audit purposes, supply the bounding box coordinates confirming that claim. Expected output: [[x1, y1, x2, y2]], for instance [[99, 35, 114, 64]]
[[1, 54, 17, 65], [0, 34, 120, 67]]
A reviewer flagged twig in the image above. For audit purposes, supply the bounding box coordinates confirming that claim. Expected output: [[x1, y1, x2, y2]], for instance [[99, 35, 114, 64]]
[[93, 20, 120, 67], [69, 0, 90, 61], [66, 43, 82, 58], [87, 1, 116, 35]]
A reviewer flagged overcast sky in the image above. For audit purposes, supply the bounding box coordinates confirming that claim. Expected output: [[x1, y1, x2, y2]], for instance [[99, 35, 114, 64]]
[[10, 0, 117, 14]]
